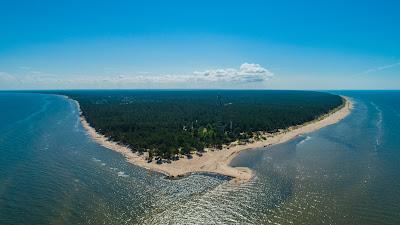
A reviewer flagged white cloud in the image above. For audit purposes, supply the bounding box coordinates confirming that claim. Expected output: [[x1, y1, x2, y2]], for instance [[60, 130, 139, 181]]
[[80, 63, 273, 85], [194, 63, 273, 82], [0, 63, 274, 89], [0, 72, 19, 83], [362, 61, 400, 74], [0, 72, 22, 89]]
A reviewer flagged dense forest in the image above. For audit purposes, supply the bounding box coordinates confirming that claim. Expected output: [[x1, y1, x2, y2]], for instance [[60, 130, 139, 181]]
[[53, 90, 343, 159]]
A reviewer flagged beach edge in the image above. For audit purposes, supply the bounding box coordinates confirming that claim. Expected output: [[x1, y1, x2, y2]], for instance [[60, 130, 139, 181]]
[[68, 95, 353, 184]]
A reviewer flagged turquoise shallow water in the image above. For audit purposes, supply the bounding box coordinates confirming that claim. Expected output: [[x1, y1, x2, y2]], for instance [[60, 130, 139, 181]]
[[0, 91, 399, 224]]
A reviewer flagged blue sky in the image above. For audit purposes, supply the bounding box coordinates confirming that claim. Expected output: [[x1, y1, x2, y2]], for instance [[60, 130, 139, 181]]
[[0, 0, 399, 89]]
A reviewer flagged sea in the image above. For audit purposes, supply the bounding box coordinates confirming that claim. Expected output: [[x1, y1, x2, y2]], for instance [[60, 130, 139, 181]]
[[0, 91, 399, 224]]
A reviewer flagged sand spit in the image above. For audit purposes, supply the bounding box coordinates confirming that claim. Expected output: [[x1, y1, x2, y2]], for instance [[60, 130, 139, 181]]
[[71, 96, 353, 184]]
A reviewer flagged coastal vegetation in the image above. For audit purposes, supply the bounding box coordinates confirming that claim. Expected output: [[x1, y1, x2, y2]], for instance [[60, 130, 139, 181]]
[[55, 90, 343, 159]]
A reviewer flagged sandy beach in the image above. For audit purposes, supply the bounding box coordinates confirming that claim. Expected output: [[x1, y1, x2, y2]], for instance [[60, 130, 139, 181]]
[[73, 96, 353, 184]]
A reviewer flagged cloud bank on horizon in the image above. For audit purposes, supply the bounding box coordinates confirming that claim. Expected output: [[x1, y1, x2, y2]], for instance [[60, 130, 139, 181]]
[[0, 63, 273, 89], [194, 63, 273, 83]]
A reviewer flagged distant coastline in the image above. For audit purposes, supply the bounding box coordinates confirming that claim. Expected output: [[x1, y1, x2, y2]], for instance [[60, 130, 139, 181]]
[[69, 95, 353, 184]]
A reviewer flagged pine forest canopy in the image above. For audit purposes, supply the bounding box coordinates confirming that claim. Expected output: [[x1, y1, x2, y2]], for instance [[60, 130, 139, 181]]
[[52, 90, 344, 158]]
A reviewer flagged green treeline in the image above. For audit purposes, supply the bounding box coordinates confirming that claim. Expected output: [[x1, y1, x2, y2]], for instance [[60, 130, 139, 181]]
[[56, 90, 343, 158]]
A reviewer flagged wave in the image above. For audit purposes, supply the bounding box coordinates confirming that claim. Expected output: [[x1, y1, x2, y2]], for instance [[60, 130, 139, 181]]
[[92, 157, 101, 162], [117, 171, 129, 177], [371, 102, 383, 147], [297, 136, 312, 146], [68, 100, 82, 132]]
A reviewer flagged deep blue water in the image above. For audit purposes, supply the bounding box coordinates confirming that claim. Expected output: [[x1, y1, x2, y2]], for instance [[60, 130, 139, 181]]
[[0, 91, 399, 224]]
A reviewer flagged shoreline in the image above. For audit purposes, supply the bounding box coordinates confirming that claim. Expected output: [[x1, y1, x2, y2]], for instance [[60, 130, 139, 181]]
[[71, 95, 353, 184]]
